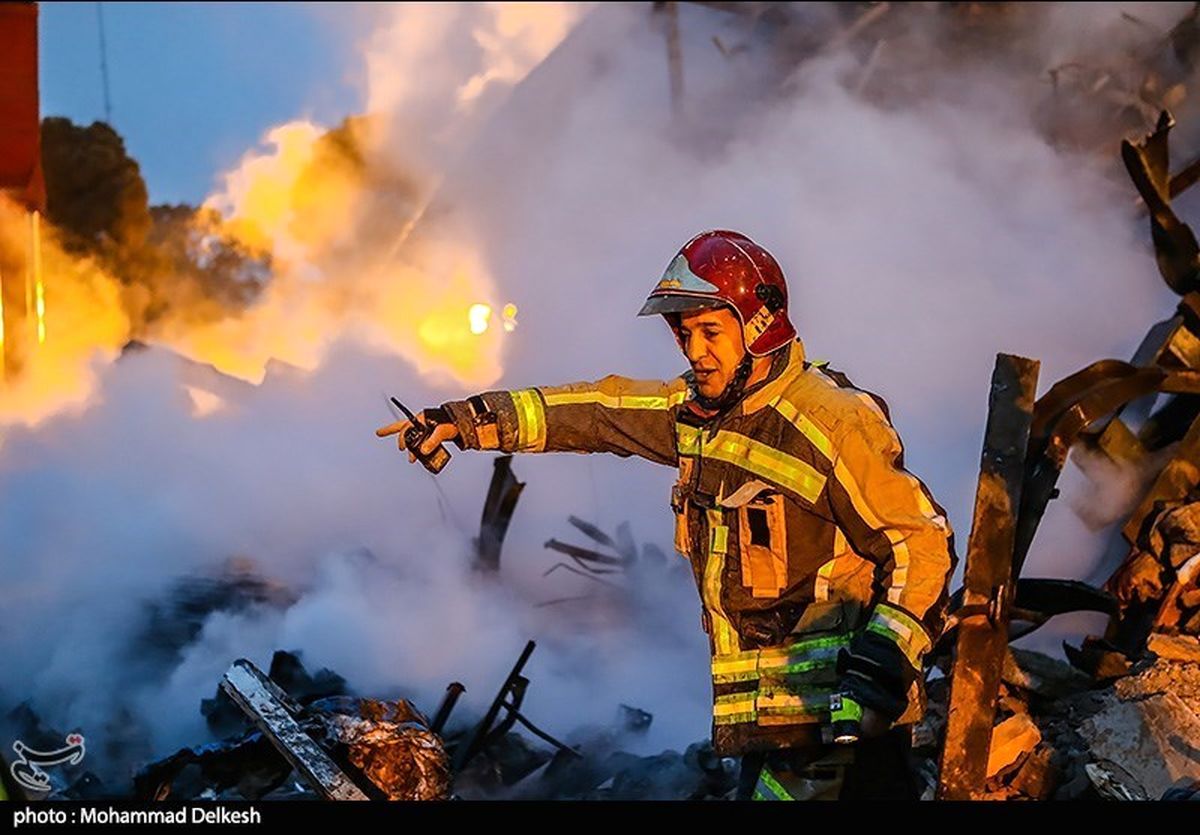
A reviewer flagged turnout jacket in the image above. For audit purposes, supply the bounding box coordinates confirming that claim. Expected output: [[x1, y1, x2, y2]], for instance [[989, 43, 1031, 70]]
[[440, 339, 956, 756]]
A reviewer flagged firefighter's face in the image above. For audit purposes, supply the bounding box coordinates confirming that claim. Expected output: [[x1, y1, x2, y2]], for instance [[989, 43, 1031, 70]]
[[674, 307, 746, 398]]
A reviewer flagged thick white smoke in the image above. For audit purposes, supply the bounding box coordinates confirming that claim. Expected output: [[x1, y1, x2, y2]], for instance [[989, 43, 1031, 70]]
[[1, 2, 1192, 790]]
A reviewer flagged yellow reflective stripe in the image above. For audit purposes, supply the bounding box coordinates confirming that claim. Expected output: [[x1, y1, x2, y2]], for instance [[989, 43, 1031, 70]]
[[706, 430, 825, 503], [678, 430, 823, 504], [816, 528, 847, 602], [757, 639, 848, 674], [712, 649, 757, 684], [704, 508, 739, 656], [756, 768, 795, 802], [676, 425, 825, 503], [542, 388, 688, 410], [711, 651, 758, 677], [756, 635, 849, 663], [710, 525, 728, 555], [711, 636, 851, 683], [676, 423, 701, 455], [770, 396, 833, 461], [868, 603, 932, 668], [511, 389, 546, 452], [712, 670, 759, 685], [756, 689, 833, 714], [831, 452, 914, 608], [713, 693, 757, 724]]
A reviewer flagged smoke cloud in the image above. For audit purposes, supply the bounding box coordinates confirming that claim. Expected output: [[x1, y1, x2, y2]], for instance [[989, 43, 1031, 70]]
[[2, 2, 1195, 790]]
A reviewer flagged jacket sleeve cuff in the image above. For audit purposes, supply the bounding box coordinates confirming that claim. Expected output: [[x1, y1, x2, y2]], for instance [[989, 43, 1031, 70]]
[[863, 601, 933, 671], [440, 391, 523, 452], [837, 602, 932, 722]]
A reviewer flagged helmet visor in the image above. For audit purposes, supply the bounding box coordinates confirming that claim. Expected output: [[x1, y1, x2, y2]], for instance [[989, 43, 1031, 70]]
[[637, 292, 730, 317]]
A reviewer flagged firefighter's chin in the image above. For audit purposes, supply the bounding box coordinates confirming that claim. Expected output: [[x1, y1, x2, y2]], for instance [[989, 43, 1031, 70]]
[[692, 369, 726, 399]]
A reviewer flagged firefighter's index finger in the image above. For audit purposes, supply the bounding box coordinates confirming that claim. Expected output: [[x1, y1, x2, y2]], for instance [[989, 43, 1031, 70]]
[[375, 420, 410, 438]]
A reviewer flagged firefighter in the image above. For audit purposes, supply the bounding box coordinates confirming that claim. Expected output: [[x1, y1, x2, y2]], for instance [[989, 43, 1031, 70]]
[[377, 230, 957, 800]]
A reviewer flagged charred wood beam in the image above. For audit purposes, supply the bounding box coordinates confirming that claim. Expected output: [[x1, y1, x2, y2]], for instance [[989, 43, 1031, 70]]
[[544, 538, 627, 567], [451, 640, 580, 774], [940, 578, 1117, 650], [431, 683, 465, 735], [220, 659, 368, 801], [542, 562, 622, 584], [939, 354, 1039, 801], [1168, 153, 1200, 199], [507, 710, 579, 757], [475, 455, 525, 572], [1016, 362, 1200, 576], [453, 640, 532, 773], [1123, 110, 1200, 296], [568, 515, 617, 550]]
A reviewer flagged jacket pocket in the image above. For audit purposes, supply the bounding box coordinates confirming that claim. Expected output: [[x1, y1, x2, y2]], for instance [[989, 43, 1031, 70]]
[[724, 481, 789, 599], [788, 599, 848, 636]]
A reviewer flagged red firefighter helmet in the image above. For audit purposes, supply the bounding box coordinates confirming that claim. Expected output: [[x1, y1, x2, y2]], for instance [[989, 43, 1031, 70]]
[[638, 230, 796, 357]]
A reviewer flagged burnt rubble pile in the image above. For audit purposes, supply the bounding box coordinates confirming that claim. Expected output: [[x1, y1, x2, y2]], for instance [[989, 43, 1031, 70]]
[[914, 494, 1200, 801], [1109, 490, 1200, 650], [916, 649, 1200, 801], [5, 644, 733, 801]]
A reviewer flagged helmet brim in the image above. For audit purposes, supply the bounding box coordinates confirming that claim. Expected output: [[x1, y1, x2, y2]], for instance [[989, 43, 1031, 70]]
[[637, 293, 730, 317]]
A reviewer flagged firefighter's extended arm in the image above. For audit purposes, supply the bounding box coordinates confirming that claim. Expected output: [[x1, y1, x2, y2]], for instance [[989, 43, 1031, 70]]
[[825, 409, 957, 721], [436, 375, 688, 466]]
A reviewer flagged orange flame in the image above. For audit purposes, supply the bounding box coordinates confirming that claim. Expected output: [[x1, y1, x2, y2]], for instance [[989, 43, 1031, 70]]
[[0, 196, 130, 426], [164, 119, 510, 388]]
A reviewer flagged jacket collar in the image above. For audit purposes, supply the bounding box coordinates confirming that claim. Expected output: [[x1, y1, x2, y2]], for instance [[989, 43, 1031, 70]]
[[743, 338, 804, 397], [683, 338, 806, 421]]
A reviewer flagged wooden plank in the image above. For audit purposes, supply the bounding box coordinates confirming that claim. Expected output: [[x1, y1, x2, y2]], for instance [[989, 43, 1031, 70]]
[[476, 455, 525, 571], [221, 659, 368, 801], [938, 354, 1040, 801]]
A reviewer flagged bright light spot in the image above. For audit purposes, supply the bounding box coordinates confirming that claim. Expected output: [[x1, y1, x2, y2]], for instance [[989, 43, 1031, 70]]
[[468, 303, 492, 335], [185, 385, 226, 418], [35, 282, 45, 344], [502, 302, 518, 332]]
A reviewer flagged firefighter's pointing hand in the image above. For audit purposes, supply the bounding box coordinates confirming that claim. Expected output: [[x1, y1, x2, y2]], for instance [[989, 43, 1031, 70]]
[[376, 410, 459, 464]]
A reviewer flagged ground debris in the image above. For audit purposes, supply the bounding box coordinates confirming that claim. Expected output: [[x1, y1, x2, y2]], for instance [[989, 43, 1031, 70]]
[[136, 653, 447, 801], [1002, 648, 1092, 701], [1147, 632, 1200, 663], [915, 649, 1200, 801]]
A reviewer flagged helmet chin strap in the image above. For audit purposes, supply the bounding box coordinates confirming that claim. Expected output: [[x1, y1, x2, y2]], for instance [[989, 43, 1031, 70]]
[[691, 352, 755, 414]]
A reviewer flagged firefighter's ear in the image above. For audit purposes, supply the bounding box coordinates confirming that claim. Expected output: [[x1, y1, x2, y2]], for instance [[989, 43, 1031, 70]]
[[663, 313, 685, 347]]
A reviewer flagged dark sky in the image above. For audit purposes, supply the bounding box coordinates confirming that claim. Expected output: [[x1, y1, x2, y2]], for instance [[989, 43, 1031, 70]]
[[39, 2, 371, 205]]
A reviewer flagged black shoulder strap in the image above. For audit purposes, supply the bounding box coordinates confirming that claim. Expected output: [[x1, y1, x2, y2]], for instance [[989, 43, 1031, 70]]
[[812, 363, 893, 424]]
